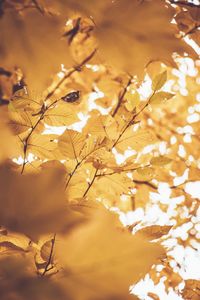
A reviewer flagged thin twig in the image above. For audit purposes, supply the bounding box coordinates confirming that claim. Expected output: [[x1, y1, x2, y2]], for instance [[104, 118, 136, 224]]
[[41, 233, 56, 277], [45, 48, 97, 101], [32, 0, 45, 14], [112, 92, 155, 149], [112, 75, 133, 117], [181, 24, 200, 38], [133, 180, 157, 190], [83, 168, 99, 197], [96, 164, 150, 177], [65, 161, 81, 190], [20, 49, 97, 174]]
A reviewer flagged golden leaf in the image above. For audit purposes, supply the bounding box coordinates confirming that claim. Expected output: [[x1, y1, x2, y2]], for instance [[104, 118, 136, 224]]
[[150, 91, 175, 105], [55, 208, 164, 300], [116, 128, 156, 153], [83, 111, 118, 140], [44, 103, 79, 126], [0, 255, 70, 300], [0, 162, 84, 240], [28, 134, 58, 159], [150, 156, 172, 166], [152, 70, 167, 91], [125, 91, 140, 112], [136, 225, 172, 240], [136, 166, 155, 181], [0, 233, 30, 254], [0, 6, 73, 90], [8, 109, 33, 134], [92, 0, 196, 76], [58, 129, 86, 160]]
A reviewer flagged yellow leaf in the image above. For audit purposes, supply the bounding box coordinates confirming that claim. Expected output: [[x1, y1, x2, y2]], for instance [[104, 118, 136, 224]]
[[0, 7, 73, 90], [83, 111, 118, 140], [0, 255, 70, 300], [93, 173, 133, 204], [58, 129, 86, 160], [8, 110, 33, 134], [80, 136, 108, 161], [116, 128, 156, 153], [55, 208, 164, 300], [152, 71, 167, 91], [136, 225, 172, 240], [91, 0, 196, 76], [44, 103, 79, 126], [150, 91, 175, 105], [0, 162, 84, 240], [150, 156, 172, 166], [0, 233, 30, 254], [136, 166, 155, 180], [125, 91, 140, 112], [28, 134, 58, 159]]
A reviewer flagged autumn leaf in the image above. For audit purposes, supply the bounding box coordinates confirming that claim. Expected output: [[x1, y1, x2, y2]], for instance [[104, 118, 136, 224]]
[[136, 166, 155, 181], [0, 255, 71, 300], [0, 5, 73, 90], [152, 71, 167, 91], [55, 208, 164, 300], [58, 129, 86, 161], [115, 128, 156, 153], [0, 0, 199, 298], [44, 102, 79, 126], [150, 91, 175, 105], [182, 279, 200, 300], [89, 0, 196, 76], [136, 225, 173, 240], [125, 91, 140, 112], [150, 156, 172, 166], [0, 162, 84, 240]]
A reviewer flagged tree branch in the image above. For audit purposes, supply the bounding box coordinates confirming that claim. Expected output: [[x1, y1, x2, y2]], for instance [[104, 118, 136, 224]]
[[112, 92, 155, 149], [20, 49, 97, 174], [96, 164, 150, 177], [45, 48, 97, 101], [83, 168, 99, 197], [112, 75, 133, 117]]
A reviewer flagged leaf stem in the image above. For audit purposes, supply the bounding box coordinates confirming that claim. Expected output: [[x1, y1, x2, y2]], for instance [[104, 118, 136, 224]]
[[45, 48, 97, 101], [96, 164, 149, 177], [112, 92, 155, 149], [65, 161, 81, 190], [41, 233, 56, 277], [83, 168, 99, 197]]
